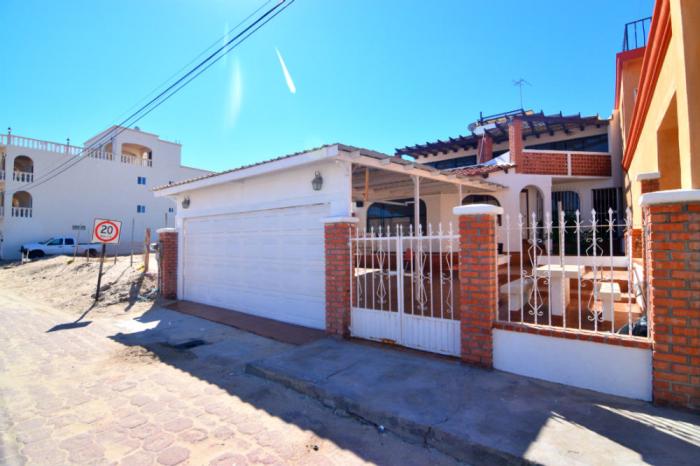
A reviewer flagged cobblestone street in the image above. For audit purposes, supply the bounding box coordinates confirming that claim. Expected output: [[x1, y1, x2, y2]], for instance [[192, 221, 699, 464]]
[[0, 291, 460, 466]]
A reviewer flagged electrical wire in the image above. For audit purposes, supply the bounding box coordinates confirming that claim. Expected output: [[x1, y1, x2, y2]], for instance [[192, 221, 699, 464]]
[[23, 0, 293, 191]]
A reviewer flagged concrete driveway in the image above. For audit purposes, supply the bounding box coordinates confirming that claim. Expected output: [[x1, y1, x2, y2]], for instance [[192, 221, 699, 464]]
[[0, 292, 460, 466]]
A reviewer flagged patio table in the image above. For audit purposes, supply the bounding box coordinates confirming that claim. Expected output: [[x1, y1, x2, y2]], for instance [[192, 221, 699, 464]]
[[534, 264, 586, 316]]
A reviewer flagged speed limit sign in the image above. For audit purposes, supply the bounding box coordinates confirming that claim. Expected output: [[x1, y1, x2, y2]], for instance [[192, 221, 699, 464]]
[[92, 218, 122, 244]]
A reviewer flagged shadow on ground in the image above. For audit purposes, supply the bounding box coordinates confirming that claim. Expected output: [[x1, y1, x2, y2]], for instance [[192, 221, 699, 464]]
[[106, 303, 700, 465]]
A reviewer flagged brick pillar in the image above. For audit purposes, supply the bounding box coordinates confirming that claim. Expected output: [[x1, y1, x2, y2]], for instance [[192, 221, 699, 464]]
[[508, 118, 524, 172], [640, 190, 700, 412], [453, 204, 502, 368], [477, 134, 494, 164], [324, 217, 358, 337], [637, 171, 661, 194], [157, 228, 178, 300], [627, 228, 643, 258]]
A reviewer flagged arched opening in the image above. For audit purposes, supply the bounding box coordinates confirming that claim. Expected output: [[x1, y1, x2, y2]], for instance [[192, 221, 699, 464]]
[[11, 191, 32, 218], [367, 199, 426, 233], [519, 185, 544, 241], [122, 143, 153, 166], [13, 155, 34, 182]]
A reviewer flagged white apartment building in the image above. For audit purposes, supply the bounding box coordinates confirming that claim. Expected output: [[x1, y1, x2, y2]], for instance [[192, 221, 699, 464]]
[[0, 126, 210, 259]]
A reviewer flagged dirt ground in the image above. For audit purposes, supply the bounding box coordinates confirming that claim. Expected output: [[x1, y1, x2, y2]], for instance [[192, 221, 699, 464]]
[[0, 258, 462, 466], [0, 254, 157, 319]]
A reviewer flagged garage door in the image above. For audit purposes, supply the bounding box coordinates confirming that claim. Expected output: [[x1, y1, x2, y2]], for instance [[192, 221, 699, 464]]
[[182, 203, 329, 329]]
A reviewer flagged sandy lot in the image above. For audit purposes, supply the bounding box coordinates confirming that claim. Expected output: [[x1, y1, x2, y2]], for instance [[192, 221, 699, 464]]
[[0, 254, 157, 319]]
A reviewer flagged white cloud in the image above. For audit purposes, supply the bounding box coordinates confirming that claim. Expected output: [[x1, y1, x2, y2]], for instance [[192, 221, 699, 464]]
[[275, 47, 296, 94]]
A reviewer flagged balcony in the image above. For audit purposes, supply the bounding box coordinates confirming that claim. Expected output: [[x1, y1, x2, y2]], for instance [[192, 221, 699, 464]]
[[520, 150, 611, 177], [0, 133, 152, 168], [13, 171, 34, 183], [11, 207, 32, 218], [622, 17, 652, 51], [121, 154, 153, 167]]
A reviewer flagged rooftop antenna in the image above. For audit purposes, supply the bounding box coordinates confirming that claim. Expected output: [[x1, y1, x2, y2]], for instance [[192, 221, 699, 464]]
[[513, 78, 531, 110]]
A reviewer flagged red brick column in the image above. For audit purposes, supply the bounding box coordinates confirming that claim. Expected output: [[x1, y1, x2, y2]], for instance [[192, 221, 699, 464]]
[[637, 172, 661, 194], [641, 190, 700, 411], [508, 118, 524, 173], [453, 205, 502, 368], [157, 228, 178, 300], [324, 217, 358, 337]]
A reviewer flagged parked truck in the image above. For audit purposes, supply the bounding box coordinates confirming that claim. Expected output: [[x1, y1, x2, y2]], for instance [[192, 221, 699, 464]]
[[20, 236, 100, 259]]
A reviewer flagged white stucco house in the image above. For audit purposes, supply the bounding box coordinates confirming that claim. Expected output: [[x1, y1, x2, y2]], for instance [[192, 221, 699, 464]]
[[153, 109, 625, 331], [0, 126, 210, 259]]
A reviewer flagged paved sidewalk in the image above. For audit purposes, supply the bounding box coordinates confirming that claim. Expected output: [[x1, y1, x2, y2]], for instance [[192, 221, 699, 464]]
[[247, 338, 700, 465], [0, 293, 461, 466]]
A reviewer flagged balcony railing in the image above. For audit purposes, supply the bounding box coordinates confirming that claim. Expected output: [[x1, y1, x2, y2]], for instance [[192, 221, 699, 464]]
[[0, 133, 83, 156], [121, 154, 153, 167], [0, 133, 152, 168], [622, 17, 652, 51], [12, 207, 32, 218], [521, 150, 611, 177], [13, 171, 34, 183]]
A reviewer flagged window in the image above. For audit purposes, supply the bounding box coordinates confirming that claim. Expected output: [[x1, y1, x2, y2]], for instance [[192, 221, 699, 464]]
[[525, 134, 609, 153], [137, 205, 146, 213], [552, 191, 580, 217], [137, 176, 147, 185], [46, 238, 63, 246], [425, 155, 477, 170], [168, 207, 174, 213], [593, 187, 624, 254], [65, 238, 75, 246], [366, 199, 426, 233]]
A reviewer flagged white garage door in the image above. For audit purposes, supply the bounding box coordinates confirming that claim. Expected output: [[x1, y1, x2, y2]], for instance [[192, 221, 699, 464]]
[[182, 203, 329, 329]]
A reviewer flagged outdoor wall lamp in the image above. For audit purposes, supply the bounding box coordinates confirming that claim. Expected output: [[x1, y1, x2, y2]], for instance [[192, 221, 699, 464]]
[[311, 171, 323, 191], [181, 196, 190, 209]]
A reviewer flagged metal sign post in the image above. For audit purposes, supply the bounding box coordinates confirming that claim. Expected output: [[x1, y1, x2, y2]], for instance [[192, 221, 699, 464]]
[[92, 218, 122, 301], [95, 243, 107, 300]]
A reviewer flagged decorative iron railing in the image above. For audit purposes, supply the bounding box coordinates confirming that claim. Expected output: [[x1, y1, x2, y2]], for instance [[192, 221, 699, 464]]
[[349, 223, 461, 356], [497, 208, 648, 340]]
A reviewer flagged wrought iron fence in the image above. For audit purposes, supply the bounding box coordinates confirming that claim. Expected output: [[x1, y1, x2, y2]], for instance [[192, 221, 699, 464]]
[[498, 208, 649, 339]]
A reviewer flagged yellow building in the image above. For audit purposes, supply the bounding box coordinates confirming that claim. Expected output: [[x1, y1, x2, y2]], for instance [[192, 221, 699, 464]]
[[614, 0, 700, 225]]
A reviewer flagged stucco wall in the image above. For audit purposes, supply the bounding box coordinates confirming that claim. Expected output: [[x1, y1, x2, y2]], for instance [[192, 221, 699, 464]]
[[0, 132, 209, 259]]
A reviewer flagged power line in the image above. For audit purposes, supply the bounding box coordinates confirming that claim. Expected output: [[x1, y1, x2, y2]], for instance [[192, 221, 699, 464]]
[[25, 0, 289, 190], [111, 0, 275, 124], [24, 0, 294, 192]]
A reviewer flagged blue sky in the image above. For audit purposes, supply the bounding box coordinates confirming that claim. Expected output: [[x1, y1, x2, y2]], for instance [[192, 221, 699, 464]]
[[2, 0, 653, 172]]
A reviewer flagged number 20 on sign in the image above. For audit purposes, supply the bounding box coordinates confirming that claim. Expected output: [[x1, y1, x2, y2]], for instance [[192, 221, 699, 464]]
[[92, 218, 122, 244]]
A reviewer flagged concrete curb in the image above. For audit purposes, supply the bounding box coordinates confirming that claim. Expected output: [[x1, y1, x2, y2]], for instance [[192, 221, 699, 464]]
[[245, 361, 534, 466]]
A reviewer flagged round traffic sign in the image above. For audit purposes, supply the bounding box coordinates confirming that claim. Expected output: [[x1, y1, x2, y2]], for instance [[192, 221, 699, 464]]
[[94, 220, 120, 243]]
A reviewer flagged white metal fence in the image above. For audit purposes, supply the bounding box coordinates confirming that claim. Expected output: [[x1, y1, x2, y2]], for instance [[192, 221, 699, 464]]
[[350, 224, 461, 356], [497, 208, 648, 339]]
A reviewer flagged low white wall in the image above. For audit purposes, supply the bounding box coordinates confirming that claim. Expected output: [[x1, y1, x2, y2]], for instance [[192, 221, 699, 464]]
[[493, 329, 652, 400]]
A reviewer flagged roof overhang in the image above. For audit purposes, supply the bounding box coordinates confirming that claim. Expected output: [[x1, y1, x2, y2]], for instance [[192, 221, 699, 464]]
[[154, 143, 504, 197], [336, 146, 503, 192]]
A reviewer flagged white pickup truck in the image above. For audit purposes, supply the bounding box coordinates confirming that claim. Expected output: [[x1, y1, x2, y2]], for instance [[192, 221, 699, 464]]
[[20, 236, 100, 259]]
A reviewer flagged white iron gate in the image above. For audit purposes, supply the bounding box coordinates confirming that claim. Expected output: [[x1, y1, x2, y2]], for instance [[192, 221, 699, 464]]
[[350, 224, 460, 356]]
